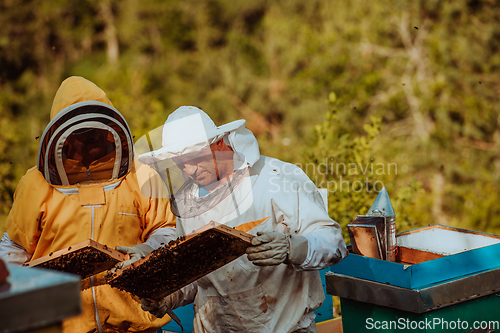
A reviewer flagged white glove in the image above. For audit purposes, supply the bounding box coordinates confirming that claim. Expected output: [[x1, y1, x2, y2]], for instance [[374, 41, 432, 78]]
[[246, 231, 309, 266], [109, 243, 153, 274]]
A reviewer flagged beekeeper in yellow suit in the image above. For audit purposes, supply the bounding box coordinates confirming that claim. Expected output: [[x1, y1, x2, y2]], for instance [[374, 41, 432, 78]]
[[0, 76, 176, 333], [135, 106, 348, 333]]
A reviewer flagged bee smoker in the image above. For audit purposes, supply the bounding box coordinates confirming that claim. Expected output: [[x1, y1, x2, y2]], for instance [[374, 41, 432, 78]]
[[347, 187, 397, 261]]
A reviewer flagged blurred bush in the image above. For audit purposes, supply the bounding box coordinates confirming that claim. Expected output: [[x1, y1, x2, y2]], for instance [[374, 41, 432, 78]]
[[1, 0, 499, 236]]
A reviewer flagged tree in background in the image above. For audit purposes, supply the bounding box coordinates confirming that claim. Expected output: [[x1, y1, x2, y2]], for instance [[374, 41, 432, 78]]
[[0, 0, 499, 236]]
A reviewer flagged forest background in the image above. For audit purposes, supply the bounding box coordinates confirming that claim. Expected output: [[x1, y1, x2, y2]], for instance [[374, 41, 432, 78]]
[[1, 0, 499, 240]]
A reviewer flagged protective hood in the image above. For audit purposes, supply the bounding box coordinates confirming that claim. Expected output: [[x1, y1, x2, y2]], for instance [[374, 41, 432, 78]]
[[37, 76, 134, 186], [134, 107, 260, 218], [137, 106, 260, 169]]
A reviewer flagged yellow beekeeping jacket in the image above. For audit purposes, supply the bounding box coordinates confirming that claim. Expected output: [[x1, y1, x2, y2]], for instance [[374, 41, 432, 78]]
[[5, 76, 175, 333]]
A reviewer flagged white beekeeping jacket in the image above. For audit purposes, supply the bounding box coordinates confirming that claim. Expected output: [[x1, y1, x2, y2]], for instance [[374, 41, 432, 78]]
[[170, 126, 348, 333]]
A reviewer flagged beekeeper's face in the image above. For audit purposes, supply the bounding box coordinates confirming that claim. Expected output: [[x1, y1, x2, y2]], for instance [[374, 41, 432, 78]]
[[66, 128, 110, 167], [172, 140, 233, 187]]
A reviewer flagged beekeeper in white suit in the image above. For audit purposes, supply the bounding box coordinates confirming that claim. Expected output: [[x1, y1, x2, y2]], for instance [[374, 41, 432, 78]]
[[134, 106, 348, 333]]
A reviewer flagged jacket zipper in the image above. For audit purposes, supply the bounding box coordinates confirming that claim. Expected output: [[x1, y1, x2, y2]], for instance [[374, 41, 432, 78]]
[[87, 204, 104, 333], [56, 182, 121, 333]]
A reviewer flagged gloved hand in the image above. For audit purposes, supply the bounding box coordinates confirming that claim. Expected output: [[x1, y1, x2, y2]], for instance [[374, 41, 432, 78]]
[[109, 243, 154, 274], [246, 231, 309, 266], [141, 295, 174, 318], [141, 294, 184, 330]]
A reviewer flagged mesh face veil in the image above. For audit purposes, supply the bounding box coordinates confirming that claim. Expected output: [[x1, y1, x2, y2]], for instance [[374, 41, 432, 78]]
[[37, 102, 133, 186], [135, 106, 260, 234], [135, 128, 253, 220]]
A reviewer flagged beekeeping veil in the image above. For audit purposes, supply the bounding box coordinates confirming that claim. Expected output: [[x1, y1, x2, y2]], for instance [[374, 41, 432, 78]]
[[136, 106, 260, 223], [38, 76, 133, 186]]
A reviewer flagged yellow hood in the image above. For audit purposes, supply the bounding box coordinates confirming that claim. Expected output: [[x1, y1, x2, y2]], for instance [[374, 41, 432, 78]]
[[50, 76, 114, 119], [38, 76, 134, 186]]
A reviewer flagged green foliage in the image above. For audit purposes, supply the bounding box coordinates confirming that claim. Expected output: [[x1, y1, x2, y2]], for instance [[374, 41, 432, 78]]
[[391, 177, 426, 232], [1, 0, 500, 238], [305, 93, 383, 240]]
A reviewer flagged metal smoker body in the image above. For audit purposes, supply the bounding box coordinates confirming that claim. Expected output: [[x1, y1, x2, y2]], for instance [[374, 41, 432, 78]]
[[366, 187, 397, 261], [347, 187, 397, 261]]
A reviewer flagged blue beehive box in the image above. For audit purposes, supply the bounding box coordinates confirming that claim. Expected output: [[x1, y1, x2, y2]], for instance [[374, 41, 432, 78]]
[[326, 225, 500, 332], [0, 263, 81, 332], [330, 224, 500, 289]]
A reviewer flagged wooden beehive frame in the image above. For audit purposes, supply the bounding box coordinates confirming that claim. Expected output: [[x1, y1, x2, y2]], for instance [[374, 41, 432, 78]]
[[396, 246, 445, 265], [106, 222, 254, 300], [25, 239, 128, 279]]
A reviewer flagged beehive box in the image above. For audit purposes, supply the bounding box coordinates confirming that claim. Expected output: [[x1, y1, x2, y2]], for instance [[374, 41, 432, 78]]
[[330, 225, 500, 289], [25, 239, 128, 279], [1, 264, 81, 333], [106, 222, 253, 300], [327, 225, 500, 332]]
